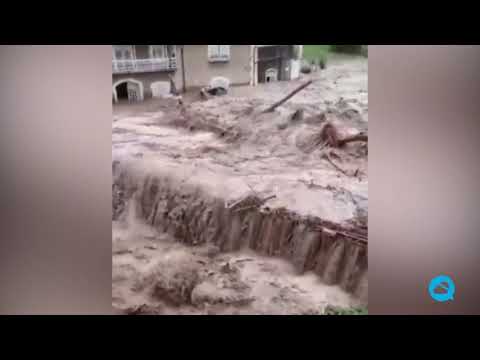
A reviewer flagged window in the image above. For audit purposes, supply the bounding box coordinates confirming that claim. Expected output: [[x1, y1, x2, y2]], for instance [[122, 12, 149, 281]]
[[208, 45, 230, 62], [150, 45, 167, 59], [166, 45, 176, 58], [113, 45, 133, 60]]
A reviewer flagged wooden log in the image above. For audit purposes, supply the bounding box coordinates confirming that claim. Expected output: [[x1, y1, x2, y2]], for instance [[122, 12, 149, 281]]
[[338, 133, 368, 146], [262, 80, 313, 113]]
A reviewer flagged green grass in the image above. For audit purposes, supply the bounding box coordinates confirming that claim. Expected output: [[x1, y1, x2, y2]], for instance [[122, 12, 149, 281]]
[[303, 45, 368, 63], [303, 45, 331, 63]]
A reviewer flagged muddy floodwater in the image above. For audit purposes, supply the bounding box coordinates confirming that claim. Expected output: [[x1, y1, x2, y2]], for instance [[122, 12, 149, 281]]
[[112, 56, 368, 315]]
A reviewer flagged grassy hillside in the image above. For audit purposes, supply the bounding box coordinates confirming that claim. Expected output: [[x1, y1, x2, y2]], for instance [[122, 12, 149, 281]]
[[303, 45, 331, 62], [303, 45, 367, 63]]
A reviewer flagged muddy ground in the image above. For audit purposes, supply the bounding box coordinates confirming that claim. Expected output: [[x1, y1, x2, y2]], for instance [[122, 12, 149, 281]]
[[112, 56, 368, 315]]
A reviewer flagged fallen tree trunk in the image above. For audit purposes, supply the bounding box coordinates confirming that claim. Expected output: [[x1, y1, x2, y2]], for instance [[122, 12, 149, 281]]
[[338, 133, 368, 146], [262, 80, 313, 113]]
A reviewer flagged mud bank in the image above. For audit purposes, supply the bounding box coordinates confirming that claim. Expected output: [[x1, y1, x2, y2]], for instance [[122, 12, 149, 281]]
[[113, 160, 368, 304]]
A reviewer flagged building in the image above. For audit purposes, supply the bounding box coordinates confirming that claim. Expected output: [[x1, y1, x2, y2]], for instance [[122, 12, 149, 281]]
[[112, 45, 303, 102], [253, 45, 303, 84]]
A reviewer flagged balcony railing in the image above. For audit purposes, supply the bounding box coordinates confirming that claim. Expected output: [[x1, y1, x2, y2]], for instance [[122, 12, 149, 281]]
[[112, 57, 177, 74]]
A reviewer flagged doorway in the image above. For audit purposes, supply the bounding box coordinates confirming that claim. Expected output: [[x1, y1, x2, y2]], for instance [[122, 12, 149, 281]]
[[116, 82, 128, 100], [265, 68, 278, 83], [112, 79, 144, 103]]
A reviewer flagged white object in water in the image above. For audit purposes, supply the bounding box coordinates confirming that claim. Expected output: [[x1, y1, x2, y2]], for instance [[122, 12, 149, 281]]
[[290, 59, 300, 79], [209, 76, 230, 90], [151, 81, 171, 98]]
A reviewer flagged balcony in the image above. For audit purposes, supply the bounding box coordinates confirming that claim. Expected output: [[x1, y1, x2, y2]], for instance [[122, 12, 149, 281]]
[[112, 57, 177, 74]]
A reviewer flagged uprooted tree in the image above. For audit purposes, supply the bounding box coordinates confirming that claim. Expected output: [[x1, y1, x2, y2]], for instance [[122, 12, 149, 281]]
[[318, 122, 368, 149]]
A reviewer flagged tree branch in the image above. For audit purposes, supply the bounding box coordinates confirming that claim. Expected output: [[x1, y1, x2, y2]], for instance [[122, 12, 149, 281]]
[[262, 80, 313, 113]]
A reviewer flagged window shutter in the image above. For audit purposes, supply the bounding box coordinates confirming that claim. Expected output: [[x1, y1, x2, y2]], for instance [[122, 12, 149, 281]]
[[219, 45, 230, 58], [208, 45, 219, 58], [150, 45, 168, 59], [208, 45, 230, 61]]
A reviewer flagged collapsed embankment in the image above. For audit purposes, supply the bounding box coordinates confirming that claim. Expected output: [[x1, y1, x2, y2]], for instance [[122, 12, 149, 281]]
[[113, 160, 368, 304]]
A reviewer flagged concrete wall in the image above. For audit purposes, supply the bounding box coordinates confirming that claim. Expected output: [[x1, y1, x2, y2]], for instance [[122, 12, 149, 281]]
[[113, 72, 173, 99], [175, 45, 251, 89]]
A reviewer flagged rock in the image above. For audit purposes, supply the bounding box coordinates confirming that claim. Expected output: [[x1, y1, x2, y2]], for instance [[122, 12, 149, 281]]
[[124, 304, 163, 315], [191, 280, 254, 307], [136, 259, 202, 306], [205, 244, 220, 258], [133, 252, 148, 260], [113, 248, 132, 255], [220, 262, 233, 274], [300, 64, 312, 74], [290, 109, 304, 122]]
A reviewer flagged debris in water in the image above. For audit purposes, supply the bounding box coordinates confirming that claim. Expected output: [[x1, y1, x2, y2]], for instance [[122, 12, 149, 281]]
[[112, 56, 368, 314]]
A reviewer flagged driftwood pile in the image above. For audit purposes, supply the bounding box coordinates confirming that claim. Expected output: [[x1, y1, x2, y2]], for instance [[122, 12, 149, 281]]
[[262, 79, 368, 149], [311, 121, 368, 150]]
